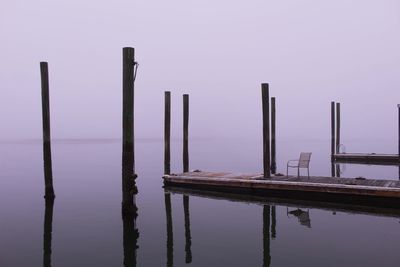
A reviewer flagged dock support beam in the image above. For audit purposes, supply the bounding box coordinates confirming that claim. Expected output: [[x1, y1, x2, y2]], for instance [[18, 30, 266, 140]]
[[271, 97, 276, 174], [336, 102, 341, 154], [183, 94, 189, 173], [262, 83, 271, 178], [165, 92, 171, 175], [40, 62, 55, 199]]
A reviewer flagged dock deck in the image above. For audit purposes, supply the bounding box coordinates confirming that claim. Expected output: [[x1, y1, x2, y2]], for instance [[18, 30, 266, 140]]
[[163, 171, 400, 207], [333, 153, 400, 165]]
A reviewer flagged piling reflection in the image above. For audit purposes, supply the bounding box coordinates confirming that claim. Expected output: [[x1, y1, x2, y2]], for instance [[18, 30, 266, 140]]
[[263, 205, 271, 267], [43, 141, 55, 267], [271, 206, 276, 239], [122, 150, 139, 267], [183, 195, 192, 263], [164, 193, 173, 267]]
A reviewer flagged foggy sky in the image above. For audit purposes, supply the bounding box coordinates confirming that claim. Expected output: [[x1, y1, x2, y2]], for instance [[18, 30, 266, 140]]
[[1, 0, 400, 142]]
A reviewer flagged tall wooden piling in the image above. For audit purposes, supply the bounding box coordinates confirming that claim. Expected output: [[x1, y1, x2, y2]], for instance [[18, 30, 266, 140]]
[[271, 97, 276, 174], [183, 195, 192, 263], [165, 92, 171, 174], [336, 102, 341, 154], [398, 104, 400, 156], [40, 62, 55, 198], [262, 83, 271, 178], [122, 47, 136, 173], [183, 94, 189, 173], [331, 101, 336, 158]]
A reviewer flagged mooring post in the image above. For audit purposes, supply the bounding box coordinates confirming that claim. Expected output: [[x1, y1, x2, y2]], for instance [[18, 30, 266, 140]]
[[262, 83, 271, 178], [398, 104, 400, 156], [336, 102, 341, 154], [331, 101, 336, 159], [40, 62, 55, 198], [122, 47, 136, 174], [183, 94, 189, 173], [165, 92, 171, 175], [271, 97, 276, 174]]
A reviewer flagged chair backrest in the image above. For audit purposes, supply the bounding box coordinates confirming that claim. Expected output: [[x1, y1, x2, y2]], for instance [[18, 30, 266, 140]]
[[299, 152, 312, 168]]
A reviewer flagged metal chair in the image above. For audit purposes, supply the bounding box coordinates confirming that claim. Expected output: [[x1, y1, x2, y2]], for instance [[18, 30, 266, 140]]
[[287, 152, 312, 178]]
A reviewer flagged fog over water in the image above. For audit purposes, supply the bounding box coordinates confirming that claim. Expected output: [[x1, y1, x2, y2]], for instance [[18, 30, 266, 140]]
[[1, 1, 400, 146]]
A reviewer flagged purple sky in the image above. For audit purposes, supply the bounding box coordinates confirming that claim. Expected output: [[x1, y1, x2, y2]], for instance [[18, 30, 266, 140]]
[[1, 0, 400, 141]]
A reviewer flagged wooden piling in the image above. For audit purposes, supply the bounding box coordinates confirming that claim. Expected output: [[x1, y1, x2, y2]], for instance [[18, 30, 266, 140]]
[[183, 94, 189, 173], [336, 102, 341, 154], [331, 101, 335, 158], [262, 83, 271, 178], [271, 97, 276, 174], [40, 62, 55, 198], [165, 92, 171, 174], [183, 195, 192, 263], [398, 104, 400, 156], [122, 47, 136, 173]]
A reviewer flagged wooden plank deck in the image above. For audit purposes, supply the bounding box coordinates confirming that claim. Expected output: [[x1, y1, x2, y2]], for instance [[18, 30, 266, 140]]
[[333, 153, 400, 165], [163, 171, 400, 207]]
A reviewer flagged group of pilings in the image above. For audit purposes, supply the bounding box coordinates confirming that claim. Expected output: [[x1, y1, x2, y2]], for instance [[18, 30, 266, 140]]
[[262, 83, 277, 178], [164, 92, 190, 175]]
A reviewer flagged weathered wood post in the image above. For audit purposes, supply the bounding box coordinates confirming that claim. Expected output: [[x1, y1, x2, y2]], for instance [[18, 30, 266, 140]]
[[336, 102, 341, 154], [165, 193, 174, 267], [331, 101, 336, 159], [262, 83, 271, 178], [183, 94, 189, 173], [263, 205, 271, 267], [165, 92, 171, 174], [122, 47, 136, 173], [40, 62, 55, 198], [398, 104, 400, 156], [271, 97, 276, 174], [183, 195, 192, 263]]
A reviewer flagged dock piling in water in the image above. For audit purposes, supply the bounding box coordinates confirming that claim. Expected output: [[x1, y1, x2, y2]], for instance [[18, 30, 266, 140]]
[[331, 101, 336, 159], [262, 83, 271, 178], [122, 47, 136, 174], [336, 102, 341, 154], [40, 62, 55, 198], [165, 92, 171, 175], [183, 94, 189, 173], [271, 97, 276, 174]]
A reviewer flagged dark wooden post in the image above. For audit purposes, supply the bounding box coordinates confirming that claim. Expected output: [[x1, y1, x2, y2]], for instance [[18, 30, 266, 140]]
[[43, 197, 54, 267], [336, 102, 341, 154], [398, 104, 400, 156], [262, 83, 271, 178], [263, 205, 271, 267], [183, 94, 189, 173], [122, 47, 136, 173], [40, 62, 55, 198], [165, 92, 171, 174], [271, 97, 276, 174], [183, 195, 192, 263], [331, 101, 336, 158], [165, 193, 174, 267]]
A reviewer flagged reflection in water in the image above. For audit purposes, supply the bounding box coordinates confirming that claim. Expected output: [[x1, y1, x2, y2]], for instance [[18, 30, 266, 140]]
[[183, 195, 192, 263], [43, 141, 55, 267], [263, 205, 271, 267], [122, 150, 139, 267], [287, 208, 311, 228], [43, 192, 55, 267], [165, 193, 174, 267], [271, 206, 276, 240]]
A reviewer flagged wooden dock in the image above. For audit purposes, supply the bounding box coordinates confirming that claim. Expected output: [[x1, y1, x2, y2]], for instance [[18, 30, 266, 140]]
[[163, 171, 400, 208], [333, 153, 400, 165]]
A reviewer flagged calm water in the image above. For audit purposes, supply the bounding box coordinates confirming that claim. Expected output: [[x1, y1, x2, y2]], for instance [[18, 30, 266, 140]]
[[1, 138, 400, 267]]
